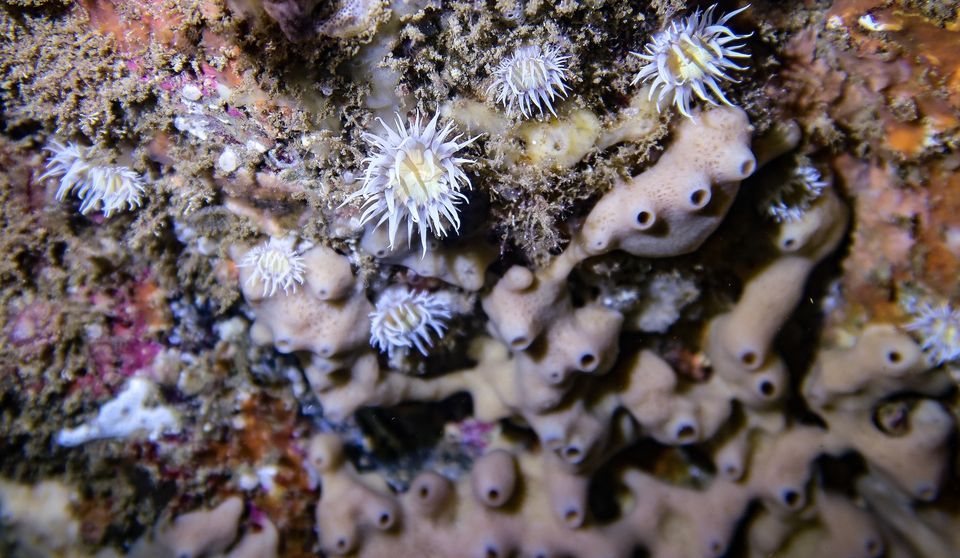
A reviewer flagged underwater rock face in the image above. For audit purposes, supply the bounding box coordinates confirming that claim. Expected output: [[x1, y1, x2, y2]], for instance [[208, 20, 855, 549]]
[[0, 1, 959, 557]]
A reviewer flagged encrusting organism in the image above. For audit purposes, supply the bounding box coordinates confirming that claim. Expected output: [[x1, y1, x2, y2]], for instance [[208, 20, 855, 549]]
[[369, 286, 452, 358], [489, 44, 571, 119], [41, 140, 146, 217], [904, 299, 960, 367], [631, 4, 751, 119], [760, 163, 829, 222], [344, 112, 478, 255], [239, 237, 307, 297]]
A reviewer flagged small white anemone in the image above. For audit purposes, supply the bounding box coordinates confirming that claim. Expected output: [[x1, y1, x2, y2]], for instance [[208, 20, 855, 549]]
[[631, 4, 751, 119], [905, 300, 960, 367], [760, 164, 829, 223], [41, 140, 146, 217], [239, 237, 306, 297], [489, 44, 571, 119], [370, 287, 452, 358], [345, 111, 478, 255]]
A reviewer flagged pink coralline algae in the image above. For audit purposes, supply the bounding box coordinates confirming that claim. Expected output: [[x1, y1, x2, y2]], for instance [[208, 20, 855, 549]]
[[73, 277, 168, 397]]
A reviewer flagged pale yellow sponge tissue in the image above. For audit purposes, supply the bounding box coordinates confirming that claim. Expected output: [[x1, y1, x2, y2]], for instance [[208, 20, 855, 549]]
[[482, 262, 572, 351], [223, 518, 279, 558], [127, 496, 279, 558], [803, 325, 954, 502], [803, 324, 931, 408], [308, 434, 401, 555], [506, 303, 623, 416], [443, 91, 663, 172], [361, 225, 496, 291], [516, 109, 601, 169], [515, 303, 623, 390], [308, 434, 628, 558], [747, 489, 884, 558], [0, 480, 84, 558], [707, 186, 848, 380], [575, 107, 756, 257], [482, 109, 757, 394], [238, 244, 371, 361], [152, 497, 243, 558], [617, 349, 733, 446], [596, 88, 663, 150], [307, 431, 874, 558]]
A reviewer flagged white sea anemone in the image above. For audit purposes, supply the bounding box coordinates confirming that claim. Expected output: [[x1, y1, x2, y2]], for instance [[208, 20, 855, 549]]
[[345, 111, 477, 255], [370, 287, 452, 358], [760, 164, 829, 223], [41, 140, 146, 217], [631, 4, 751, 119], [239, 237, 306, 297], [489, 44, 571, 119], [905, 300, 960, 367]]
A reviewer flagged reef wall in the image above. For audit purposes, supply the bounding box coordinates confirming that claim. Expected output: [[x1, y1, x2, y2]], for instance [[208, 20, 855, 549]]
[[0, 1, 959, 557]]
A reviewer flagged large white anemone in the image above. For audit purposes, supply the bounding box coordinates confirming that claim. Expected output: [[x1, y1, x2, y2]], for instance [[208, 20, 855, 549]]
[[370, 287, 452, 358], [345, 112, 478, 255], [631, 4, 751, 119], [239, 237, 306, 298], [906, 300, 960, 367], [489, 44, 571, 119], [41, 140, 145, 217], [760, 164, 829, 223]]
